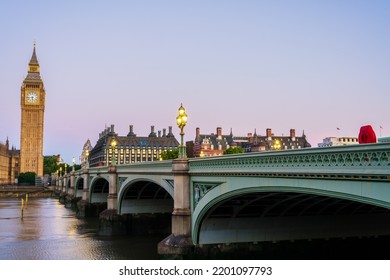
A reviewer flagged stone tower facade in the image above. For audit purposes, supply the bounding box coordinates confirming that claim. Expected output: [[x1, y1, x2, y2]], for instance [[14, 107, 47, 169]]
[[20, 45, 45, 177]]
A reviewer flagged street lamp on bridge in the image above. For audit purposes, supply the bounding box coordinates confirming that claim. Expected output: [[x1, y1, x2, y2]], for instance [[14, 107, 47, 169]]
[[72, 157, 75, 172], [85, 149, 89, 168], [176, 103, 188, 159], [273, 139, 281, 150], [110, 137, 117, 165]]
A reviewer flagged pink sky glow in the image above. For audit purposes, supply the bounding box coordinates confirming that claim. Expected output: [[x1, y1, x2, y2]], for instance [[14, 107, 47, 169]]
[[1, 1, 389, 163]]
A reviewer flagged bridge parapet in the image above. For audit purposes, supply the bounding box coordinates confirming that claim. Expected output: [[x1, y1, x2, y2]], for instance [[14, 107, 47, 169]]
[[189, 143, 390, 181], [73, 161, 173, 180], [115, 160, 173, 174]]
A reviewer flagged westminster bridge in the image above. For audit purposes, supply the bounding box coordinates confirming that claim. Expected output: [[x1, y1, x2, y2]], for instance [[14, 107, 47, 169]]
[[56, 143, 390, 255]]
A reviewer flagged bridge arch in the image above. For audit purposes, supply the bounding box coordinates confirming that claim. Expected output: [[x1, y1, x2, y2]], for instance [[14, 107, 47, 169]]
[[74, 177, 84, 198], [118, 178, 173, 215], [192, 177, 390, 245], [89, 176, 109, 203], [66, 177, 71, 193]]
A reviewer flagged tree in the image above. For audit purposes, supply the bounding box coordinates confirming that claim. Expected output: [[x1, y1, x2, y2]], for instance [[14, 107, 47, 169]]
[[224, 146, 244, 155], [160, 149, 179, 160], [44, 156, 58, 175], [18, 172, 36, 184], [44, 156, 82, 175]]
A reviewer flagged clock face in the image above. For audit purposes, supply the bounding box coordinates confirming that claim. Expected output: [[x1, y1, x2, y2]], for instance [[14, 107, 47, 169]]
[[26, 91, 38, 104]]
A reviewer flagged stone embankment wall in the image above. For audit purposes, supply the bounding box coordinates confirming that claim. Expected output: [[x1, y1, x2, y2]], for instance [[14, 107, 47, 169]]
[[0, 186, 54, 198]]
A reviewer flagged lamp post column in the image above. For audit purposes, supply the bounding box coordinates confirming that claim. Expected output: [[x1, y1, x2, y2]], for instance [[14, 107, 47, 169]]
[[107, 137, 118, 212], [176, 104, 188, 159], [158, 103, 192, 255]]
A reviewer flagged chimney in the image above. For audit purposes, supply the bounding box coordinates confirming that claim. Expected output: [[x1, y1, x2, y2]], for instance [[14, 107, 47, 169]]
[[127, 125, 136, 137], [158, 130, 161, 137], [217, 127, 222, 139], [167, 126, 173, 137], [266, 128, 272, 140], [290, 129, 296, 141], [163, 128, 166, 137], [196, 127, 200, 141], [110, 124, 115, 133], [149, 125, 156, 137]]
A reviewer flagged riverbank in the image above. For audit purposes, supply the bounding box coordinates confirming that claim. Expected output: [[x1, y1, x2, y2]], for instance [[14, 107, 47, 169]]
[[0, 185, 54, 198]]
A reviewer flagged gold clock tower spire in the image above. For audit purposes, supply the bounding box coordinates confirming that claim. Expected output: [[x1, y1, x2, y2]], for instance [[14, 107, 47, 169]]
[[20, 44, 45, 178]]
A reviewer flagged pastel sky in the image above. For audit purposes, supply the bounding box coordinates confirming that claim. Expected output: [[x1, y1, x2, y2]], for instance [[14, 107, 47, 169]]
[[1, 0, 389, 164]]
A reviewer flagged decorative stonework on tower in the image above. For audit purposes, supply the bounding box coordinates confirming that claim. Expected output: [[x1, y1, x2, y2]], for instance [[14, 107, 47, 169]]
[[20, 44, 45, 177]]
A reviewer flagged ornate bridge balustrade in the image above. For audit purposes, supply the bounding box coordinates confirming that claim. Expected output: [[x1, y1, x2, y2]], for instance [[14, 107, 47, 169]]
[[189, 143, 389, 179]]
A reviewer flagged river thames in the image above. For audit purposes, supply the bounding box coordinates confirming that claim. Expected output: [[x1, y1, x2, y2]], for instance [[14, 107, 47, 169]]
[[0, 197, 163, 260], [2, 196, 390, 260]]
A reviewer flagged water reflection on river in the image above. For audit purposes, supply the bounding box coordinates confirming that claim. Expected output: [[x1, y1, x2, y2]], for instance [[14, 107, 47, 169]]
[[0, 198, 163, 260]]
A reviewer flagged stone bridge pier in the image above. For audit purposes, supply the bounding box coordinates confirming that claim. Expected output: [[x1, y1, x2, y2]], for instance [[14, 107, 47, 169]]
[[158, 158, 193, 255], [76, 167, 100, 217], [98, 165, 123, 233]]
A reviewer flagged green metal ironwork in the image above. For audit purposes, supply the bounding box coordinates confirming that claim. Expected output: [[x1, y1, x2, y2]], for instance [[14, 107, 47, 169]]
[[193, 182, 222, 206], [189, 143, 390, 181]]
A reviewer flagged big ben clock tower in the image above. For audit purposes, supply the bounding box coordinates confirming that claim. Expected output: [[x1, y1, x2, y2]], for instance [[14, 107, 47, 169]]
[[20, 44, 45, 178]]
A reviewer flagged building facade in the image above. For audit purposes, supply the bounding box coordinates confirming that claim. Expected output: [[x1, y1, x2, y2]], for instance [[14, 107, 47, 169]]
[[318, 137, 359, 147], [20, 45, 45, 177], [193, 127, 235, 157], [193, 127, 311, 157], [88, 125, 180, 167], [80, 139, 93, 168], [0, 139, 20, 185]]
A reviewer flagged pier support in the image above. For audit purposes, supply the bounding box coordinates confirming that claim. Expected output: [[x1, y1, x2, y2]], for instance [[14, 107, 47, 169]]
[[158, 158, 193, 256], [99, 165, 126, 234], [106, 165, 118, 212], [69, 171, 75, 197], [77, 168, 94, 217]]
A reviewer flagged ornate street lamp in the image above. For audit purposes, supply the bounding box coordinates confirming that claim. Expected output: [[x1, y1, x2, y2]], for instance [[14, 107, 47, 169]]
[[85, 149, 89, 168], [72, 157, 75, 172], [273, 139, 281, 150], [110, 137, 117, 165], [176, 103, 188, 159]]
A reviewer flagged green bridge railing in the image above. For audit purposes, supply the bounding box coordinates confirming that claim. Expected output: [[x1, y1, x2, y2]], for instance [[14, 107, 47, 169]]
[[188, 143, 390, 181]]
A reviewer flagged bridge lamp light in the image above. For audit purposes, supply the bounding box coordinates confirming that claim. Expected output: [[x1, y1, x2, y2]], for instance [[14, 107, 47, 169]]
[[273, 139, 281, 150], [85, 149, 90, 168], [59, 166, 62, 177], [72, 157, 75, 172], [176, 103, 188, 159], [110, 137, 117, 165]]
